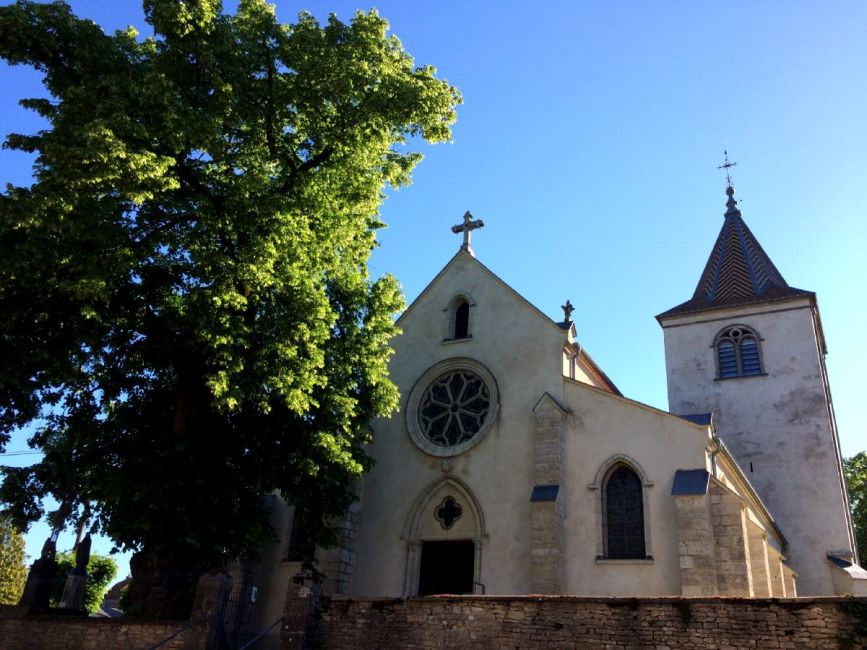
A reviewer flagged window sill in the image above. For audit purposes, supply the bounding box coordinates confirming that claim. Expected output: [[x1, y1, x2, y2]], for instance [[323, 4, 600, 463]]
[[713, 373, 768, 381], [442, 336, 472, 345], [595, 557, 653, 564]]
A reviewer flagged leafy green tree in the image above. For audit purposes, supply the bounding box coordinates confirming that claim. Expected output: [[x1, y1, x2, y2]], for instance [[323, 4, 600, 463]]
[[0, 515, 27, 605], [844, 452, 867, 563], [52, 550, 118, 614], [0, 0, 459, 616]]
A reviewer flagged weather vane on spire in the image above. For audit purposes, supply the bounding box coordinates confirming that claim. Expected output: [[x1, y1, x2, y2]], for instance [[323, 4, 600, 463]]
[[451, 211, 485, 256], [717, 149, 738, 188]]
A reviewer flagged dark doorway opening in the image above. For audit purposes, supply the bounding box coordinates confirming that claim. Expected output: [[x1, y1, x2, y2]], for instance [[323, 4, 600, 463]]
[[418, 540, 475, 595]]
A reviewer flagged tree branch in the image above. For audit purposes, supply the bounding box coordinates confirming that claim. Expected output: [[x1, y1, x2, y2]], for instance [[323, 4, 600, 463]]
[[280, 146, 334, 193]]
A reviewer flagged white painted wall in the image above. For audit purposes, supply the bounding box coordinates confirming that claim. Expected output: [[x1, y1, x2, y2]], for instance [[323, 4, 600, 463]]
[[351, 252, 566, 596], [560, 380, 711, 596]]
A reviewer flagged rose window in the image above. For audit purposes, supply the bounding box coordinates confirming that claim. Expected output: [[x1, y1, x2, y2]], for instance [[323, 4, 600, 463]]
[[418, 370, 491, 447]]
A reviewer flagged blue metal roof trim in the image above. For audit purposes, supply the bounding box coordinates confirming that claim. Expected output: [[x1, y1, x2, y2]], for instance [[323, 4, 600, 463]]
[[679, 413, 713, 426], [826, 554, 853, 569], [530, 485, 560, 502], [671, 469, 710, 495]]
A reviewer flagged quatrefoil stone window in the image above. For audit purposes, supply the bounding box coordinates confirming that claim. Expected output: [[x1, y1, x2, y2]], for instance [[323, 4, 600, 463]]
[[406, 358, 499, 457], [435, 496, 463, 529]]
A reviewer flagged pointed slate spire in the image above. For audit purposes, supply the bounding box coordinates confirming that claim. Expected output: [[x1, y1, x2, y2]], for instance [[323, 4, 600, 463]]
[[658, 184, 811, 318]]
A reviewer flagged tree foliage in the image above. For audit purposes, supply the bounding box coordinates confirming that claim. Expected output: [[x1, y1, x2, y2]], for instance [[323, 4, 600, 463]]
[[0, 515, 27, 605], [844, 452, 867, 563], [52, 550, 119, 614], [0, 0, 459, 597]]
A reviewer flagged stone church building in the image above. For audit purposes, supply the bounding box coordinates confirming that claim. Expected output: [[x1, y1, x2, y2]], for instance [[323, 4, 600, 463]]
[[251, 182, 865, 632]]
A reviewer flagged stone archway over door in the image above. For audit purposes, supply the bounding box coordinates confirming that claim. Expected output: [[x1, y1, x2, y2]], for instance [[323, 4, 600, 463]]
[[403, 477, 486, 596]]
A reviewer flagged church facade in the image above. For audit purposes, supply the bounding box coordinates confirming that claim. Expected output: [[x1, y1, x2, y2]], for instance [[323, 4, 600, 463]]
[[252, 183, 865, 633]]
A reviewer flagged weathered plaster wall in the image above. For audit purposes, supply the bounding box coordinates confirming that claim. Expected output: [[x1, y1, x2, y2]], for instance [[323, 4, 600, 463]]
[[661, 298, 854, 595]]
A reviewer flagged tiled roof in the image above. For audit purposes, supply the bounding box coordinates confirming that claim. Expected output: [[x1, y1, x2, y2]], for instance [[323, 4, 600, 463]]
[[658, 186, 812, 319]]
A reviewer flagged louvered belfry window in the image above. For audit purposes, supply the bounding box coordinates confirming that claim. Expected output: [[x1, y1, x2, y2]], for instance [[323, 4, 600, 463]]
[[604, 465, 646, 559], [716, 326, 763, 378], [717, 340, 738, 378], [740, 337, 761, 375]]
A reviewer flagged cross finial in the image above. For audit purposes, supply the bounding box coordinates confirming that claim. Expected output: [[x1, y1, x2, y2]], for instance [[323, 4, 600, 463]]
[[451, 211, 485, 256], [717, 148, 738, 188], [561, 299, 575, 324]]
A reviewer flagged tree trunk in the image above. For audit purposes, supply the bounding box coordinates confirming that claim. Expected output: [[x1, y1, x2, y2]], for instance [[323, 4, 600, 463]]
[[123, 549, 213, 619]]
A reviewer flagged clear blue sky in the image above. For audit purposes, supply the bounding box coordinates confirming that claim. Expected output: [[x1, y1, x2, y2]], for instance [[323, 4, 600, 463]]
[[2, 1, 865, 574]]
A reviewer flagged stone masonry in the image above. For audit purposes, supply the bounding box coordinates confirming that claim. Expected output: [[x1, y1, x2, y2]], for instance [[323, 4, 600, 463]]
[[747, 518, 773, 597], [320, 500, 362, 596], [709, 480, 753, 596], [0, 610, 189, 650], [4, 595, 866, 649], [672, 476, 799, 598], [672, 493, 719, 597], [314, 595, 867, 650], [530, 394, 568, 593]]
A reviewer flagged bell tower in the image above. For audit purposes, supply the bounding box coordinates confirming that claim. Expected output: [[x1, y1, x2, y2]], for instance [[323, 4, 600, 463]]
[[656, 179, 857, 596]]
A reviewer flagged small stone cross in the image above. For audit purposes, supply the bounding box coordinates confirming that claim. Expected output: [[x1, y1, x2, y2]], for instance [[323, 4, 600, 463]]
[[562, 299, 575, 324], [435, 496, 463, 530], [451, 211, 485, 255]]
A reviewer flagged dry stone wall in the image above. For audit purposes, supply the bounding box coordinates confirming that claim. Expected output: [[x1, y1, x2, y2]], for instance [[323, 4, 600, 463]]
[[2, 596, 866, 649], [315, 595, 867, 650], [0, 612, 190, 650]]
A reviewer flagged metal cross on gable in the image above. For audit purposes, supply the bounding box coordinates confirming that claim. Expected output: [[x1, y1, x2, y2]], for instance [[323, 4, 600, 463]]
[[562, 299, 575, 324], [451, 211, 485, 256], [718, 148, 738, 188]]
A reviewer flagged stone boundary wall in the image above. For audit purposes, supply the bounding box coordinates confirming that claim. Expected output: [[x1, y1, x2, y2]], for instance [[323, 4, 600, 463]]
[[315, 595, 867, 650], [0, 608, 190, 650], [3, 596, 866, 649]]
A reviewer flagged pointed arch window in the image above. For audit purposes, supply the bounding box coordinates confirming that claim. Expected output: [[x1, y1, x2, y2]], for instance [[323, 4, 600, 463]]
[[715, 325, 763, 378], [603, 465, 646, 559]]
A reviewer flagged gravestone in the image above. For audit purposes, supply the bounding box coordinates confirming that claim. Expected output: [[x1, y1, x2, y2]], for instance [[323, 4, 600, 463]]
[[16, 534, 60, 614], [58, 533, 92, 613]]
